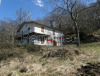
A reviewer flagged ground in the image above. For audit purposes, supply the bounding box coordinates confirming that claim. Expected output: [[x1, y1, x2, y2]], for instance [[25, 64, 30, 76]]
[[0, 42, 100, 76]]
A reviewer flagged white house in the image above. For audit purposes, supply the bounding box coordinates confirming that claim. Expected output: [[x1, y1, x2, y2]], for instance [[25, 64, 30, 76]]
[[17, 21, 63, 46]]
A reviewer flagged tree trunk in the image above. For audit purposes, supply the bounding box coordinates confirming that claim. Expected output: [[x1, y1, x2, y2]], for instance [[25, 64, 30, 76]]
[[74, 21, 80, 46]]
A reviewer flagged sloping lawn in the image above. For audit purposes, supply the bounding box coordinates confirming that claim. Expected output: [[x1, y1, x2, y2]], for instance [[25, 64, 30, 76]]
[[78, 42, 100, 61], [79, 42, 100, 51]]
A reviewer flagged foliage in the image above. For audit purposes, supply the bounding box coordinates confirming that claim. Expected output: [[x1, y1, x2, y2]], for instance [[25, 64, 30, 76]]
[[0, 42, 24, 61], [0, 42, 42, 61], [0, 48, 24, 61], [25, 44, 41, 53], [0, 42, 15, 49]]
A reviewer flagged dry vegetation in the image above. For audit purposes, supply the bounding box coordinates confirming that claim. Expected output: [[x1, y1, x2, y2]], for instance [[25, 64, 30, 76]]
[[0, 42, 100, 76]]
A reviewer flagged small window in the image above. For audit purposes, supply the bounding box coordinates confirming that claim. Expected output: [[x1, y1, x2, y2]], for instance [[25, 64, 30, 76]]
[[41, 27, 44, 32], [53, 30, 55, 35], [28, 27, 30, 30]]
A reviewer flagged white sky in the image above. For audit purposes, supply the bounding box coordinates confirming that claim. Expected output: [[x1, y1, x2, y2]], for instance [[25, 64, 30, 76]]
[[34, 0, 44, 7], [0, 0, 1, 5]]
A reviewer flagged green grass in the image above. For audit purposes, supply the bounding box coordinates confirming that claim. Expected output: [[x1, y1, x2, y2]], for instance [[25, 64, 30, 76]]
[[79, 42, 100, 51], [69, 42, 100, 51], [72, 42, 100, 61]]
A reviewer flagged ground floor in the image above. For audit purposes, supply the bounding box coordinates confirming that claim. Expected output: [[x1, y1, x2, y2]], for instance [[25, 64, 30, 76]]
[[19, 35, 63, 46]]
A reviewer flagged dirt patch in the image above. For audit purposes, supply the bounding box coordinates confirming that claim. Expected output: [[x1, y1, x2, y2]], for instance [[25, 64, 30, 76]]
[[20, 67, 28, 73], [8, 73, 12, 76], [41, 47, 82, 59], [76, 62, 100, 76]]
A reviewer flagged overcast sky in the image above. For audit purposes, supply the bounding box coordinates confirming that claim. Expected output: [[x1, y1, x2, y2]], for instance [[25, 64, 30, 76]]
[[0, 0, 97, 21]]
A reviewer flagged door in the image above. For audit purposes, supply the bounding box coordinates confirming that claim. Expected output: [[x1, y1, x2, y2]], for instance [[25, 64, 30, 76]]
[[53, 41, 57, 46]]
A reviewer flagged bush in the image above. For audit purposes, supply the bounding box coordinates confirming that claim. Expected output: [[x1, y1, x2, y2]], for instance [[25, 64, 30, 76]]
[[0, 45, 25, 61], [0, 49, 23, 61], [0, 42, 25, 61], [0, 43, 41, 61], [15, 43, 23, 48], [80, 32, 100, 43], [25, 44, 41, 53], [0, 42, 15, 49]]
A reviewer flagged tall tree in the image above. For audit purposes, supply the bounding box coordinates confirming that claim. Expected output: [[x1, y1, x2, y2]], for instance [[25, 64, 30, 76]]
[[16, 8, 32, 25], [0, 20, 16, 43], [45, 0, 88, 46]]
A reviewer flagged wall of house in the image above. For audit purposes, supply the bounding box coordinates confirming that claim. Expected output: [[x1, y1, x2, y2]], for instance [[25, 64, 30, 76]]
[[19, 24, 34, 36]]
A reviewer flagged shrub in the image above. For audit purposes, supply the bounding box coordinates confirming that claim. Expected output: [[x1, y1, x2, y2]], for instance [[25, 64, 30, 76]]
[[25, 44, 41, 53], [0, 48, 24, 61], [0, 43, 41, 61], [0, 42, 15, 49], [15, 43, 23, 48], [0, 42, 25, 61]]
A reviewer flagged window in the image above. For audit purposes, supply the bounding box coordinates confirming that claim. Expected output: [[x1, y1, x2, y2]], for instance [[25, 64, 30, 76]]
[[41, 36, 44, 44], [53, 30, 55, 35], [28, 27, 30, 30], [26, 24, 27, 27], [41, 27, 44, 32]]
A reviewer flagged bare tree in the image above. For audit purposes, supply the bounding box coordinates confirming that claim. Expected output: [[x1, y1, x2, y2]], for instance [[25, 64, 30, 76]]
[[35, 16, 51, 26], [0, 20, 17, 43], [65, 0, 82, 46], [16, 8, 32, 25]]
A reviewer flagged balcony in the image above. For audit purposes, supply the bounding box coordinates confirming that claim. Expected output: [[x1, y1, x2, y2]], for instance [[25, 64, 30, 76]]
[[19, 29, 34, 37]]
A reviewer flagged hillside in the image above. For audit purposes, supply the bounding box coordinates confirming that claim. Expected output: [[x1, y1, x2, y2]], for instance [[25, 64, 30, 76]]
[[0, 43, 100, 76]]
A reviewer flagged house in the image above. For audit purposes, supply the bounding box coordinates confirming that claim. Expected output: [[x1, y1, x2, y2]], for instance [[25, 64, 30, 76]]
[[17, 21, 63, 46]]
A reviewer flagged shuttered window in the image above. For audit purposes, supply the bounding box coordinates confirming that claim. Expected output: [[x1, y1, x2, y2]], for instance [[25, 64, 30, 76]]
[[41, 27, 44, 32]]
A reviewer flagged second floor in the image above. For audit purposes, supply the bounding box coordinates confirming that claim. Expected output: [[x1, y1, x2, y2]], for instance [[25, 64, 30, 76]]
[[17, 21, 63, 37]]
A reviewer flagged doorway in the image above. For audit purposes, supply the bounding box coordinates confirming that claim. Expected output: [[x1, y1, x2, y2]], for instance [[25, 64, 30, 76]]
[[53, 41, 57, 46]]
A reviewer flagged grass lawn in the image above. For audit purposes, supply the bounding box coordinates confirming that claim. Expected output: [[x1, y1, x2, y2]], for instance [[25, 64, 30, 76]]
[[69, 42, 100, 52], [74, 42, 100, 61], [79, 42, 100, 55], [79, 42, 100, 51]]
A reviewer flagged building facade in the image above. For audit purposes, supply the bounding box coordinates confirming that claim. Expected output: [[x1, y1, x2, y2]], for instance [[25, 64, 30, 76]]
[[17, 21, 63, 46]]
